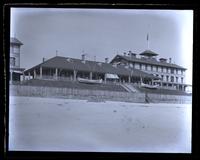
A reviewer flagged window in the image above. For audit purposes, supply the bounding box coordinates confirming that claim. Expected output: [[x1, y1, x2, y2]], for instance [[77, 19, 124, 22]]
[[181, 70, 183, 75], [176, 77, 178, 83], [181, 77, 183, 83], [171, 76, 174, 82], [168, 68, 171, 73], [10, 57, 15, 66], [176, 69, 178, 74], [156, 66, 158, 72], [161, 75, 164, 80], [171, 68, 174, 74], [151, 65, 153, 71], [161, 67, 163, 72], [139, 64, 142, 70], [166, 75, 169, 82], [145, 64, 147, 70], [13, 46, 20, 53]]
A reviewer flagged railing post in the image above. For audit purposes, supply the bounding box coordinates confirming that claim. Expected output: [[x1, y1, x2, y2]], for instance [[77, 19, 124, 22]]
[[28, 72, 31, 80], [34, 69, 36, 79]]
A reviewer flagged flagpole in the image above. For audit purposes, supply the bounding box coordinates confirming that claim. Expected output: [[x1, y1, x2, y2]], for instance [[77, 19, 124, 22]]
[[147, 33, 149, 50]]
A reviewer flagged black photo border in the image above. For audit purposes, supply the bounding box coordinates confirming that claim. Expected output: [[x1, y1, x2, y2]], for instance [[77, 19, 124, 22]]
[[2, 1, 200, 160]]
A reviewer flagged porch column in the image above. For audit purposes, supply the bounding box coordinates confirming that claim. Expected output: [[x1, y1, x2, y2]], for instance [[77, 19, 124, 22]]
[[34, 69, 36, 79], [73, 70, 77, 81], [167, 83, 168, 87], [172, 83, 174, 89], [40, 66, 42, 79], [182, 85, 185, 91], [128, 76, 131, 83], [55, 68, 58, 80], [23, 72, 25, 81], [89, 72, 93, 80], [104, 74, 107, 83], [28, 72, 30, 80]]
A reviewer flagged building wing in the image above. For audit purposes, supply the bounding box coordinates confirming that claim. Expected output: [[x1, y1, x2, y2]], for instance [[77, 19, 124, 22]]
[[111, 54, 186, 70], [24, 56, 157, 79]]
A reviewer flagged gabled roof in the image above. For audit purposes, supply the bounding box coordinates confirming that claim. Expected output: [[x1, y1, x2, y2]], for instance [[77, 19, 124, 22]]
[[24, 56, 157, 79], [111, 54, 186, 70], [10, 37, 23, 45]]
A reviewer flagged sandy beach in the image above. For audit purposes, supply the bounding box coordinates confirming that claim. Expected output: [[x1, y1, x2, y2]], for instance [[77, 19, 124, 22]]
[[9, 96, 192, 153]]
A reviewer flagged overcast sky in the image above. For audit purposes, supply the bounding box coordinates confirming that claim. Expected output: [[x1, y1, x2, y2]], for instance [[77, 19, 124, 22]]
[[10, 8, 193, 85]]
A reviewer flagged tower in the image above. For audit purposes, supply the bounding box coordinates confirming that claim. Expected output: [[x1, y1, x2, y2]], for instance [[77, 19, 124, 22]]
[[10, 37, 25, 82], [10, 37, 23, 68]]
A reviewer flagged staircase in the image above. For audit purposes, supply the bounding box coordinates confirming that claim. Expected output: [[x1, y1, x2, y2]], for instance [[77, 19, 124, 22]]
[[120, 83, 138, 93]]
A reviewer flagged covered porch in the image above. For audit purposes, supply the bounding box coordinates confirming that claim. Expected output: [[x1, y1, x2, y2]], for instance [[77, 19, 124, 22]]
[[23, 65, 155, 85]]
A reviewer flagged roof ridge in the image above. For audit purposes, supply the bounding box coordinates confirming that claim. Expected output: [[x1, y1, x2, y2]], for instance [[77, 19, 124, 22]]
[[56, 55, 109, 64]]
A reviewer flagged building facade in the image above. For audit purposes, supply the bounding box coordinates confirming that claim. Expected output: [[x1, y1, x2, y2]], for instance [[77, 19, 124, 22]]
[[110, 50, 187, 91], [10, 37, 25, 82]]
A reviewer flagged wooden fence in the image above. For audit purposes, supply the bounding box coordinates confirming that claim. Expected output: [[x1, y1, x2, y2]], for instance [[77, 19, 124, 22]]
[[9, 85, 192, 104]]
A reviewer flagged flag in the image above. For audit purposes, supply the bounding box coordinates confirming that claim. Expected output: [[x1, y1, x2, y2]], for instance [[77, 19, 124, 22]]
[[147, 33, 149, 41]]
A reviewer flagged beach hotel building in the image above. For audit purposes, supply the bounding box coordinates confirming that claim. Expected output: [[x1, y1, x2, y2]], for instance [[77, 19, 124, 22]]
[[23, 54, 157, 85], [110, 50, 187, 91], [10, 37, 188, 92]]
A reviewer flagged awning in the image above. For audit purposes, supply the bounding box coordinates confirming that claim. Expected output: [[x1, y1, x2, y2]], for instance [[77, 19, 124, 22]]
[[13, 70, 23, 74], [105, 73, 119, 79]]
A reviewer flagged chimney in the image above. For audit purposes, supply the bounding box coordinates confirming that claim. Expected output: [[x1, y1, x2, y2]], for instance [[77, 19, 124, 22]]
[[105, 58, 109, 63], [169, 58, 172, 63], [42, 57, 45, 62], [123, 52, 127, 56]]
